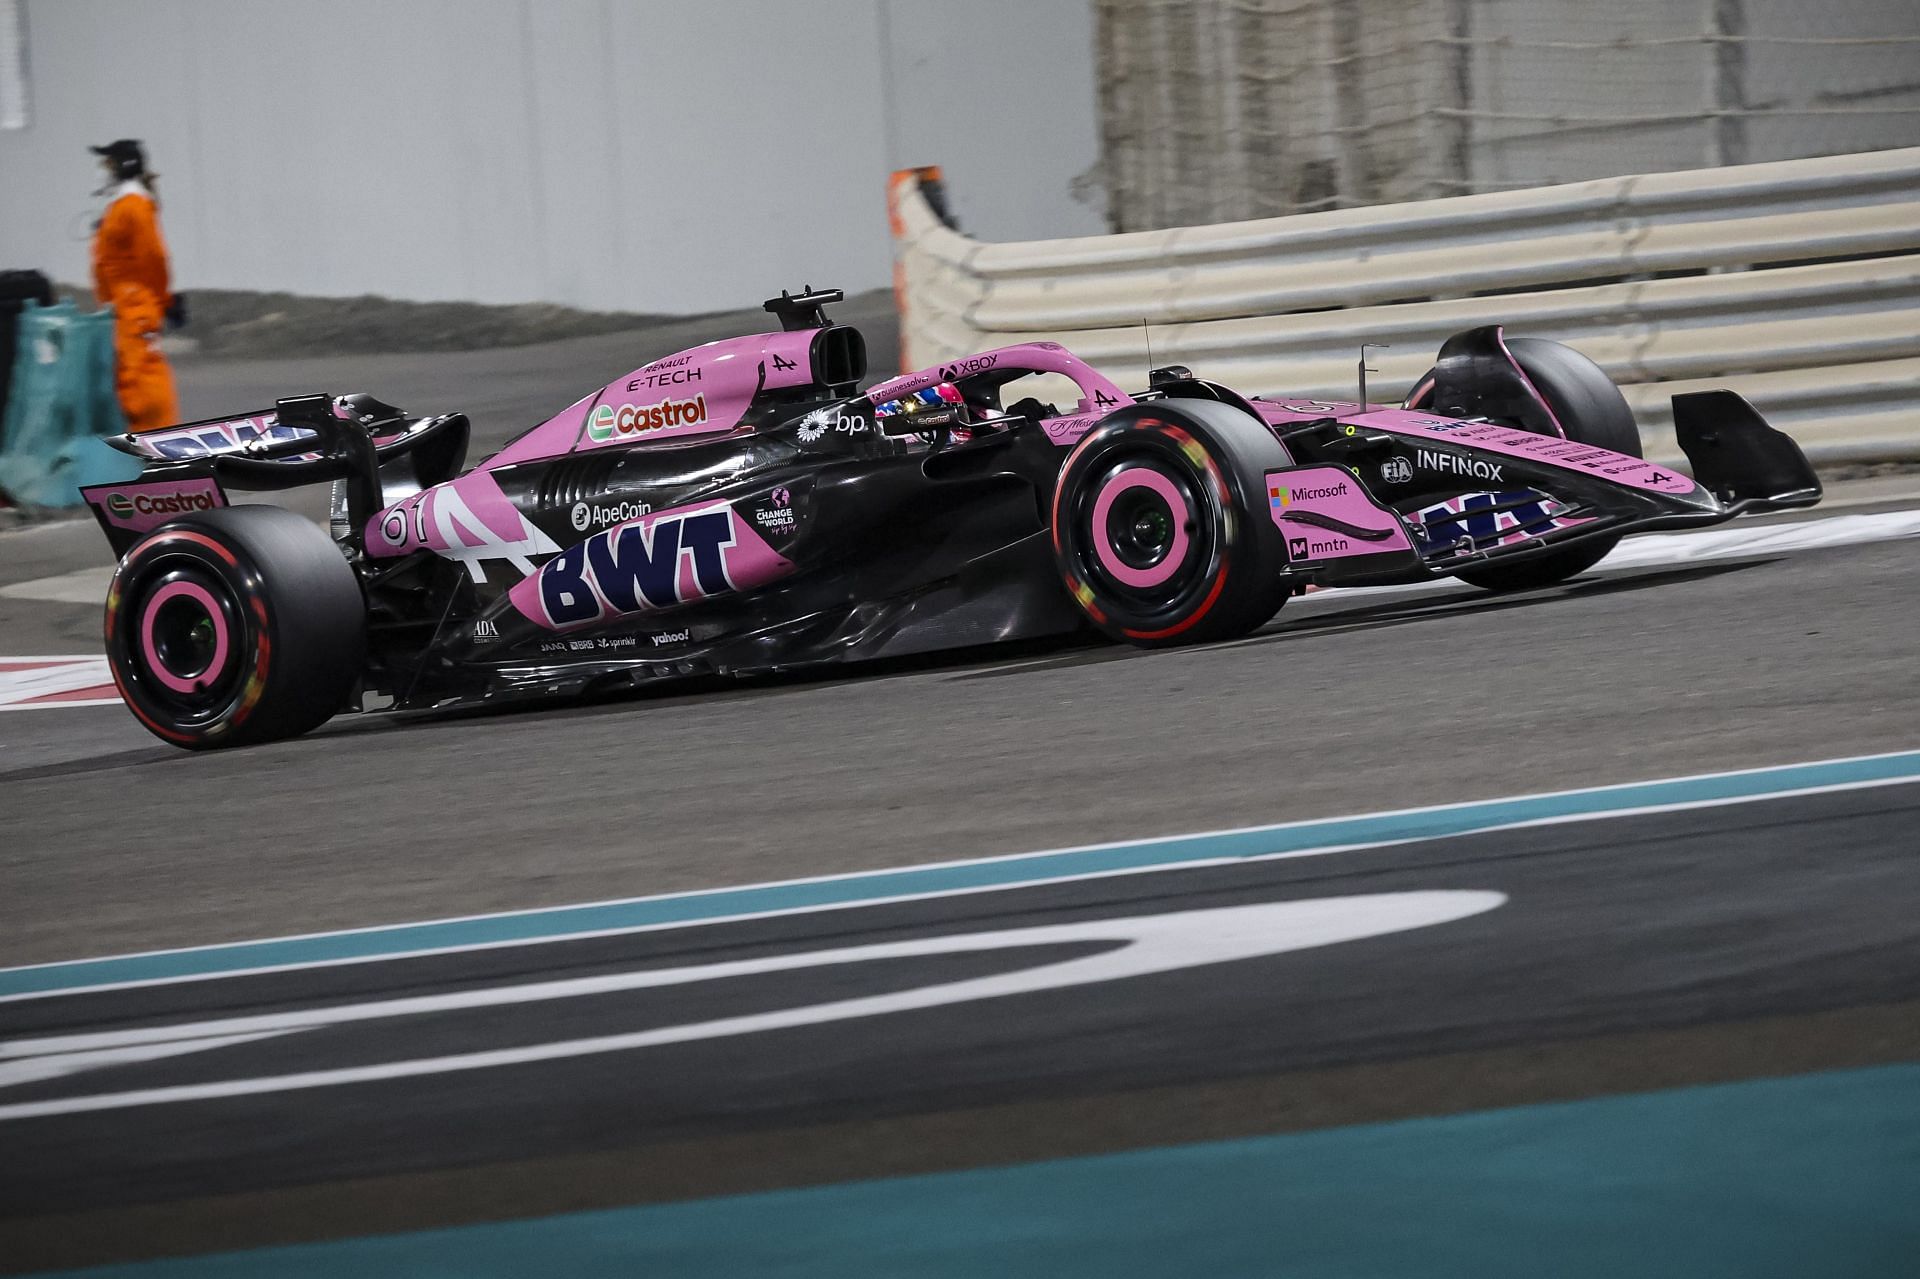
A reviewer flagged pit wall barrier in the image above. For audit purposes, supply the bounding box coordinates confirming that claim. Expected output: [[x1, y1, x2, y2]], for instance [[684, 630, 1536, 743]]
[[887, 149, 1920, 467], [0, 301, 140, 509]]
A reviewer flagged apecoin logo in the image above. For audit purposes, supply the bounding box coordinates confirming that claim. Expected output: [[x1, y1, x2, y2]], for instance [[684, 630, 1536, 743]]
[[571, 498, 653, 533]]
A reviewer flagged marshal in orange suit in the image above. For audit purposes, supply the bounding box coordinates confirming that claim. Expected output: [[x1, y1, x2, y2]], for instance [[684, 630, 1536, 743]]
[[90, 139, 181, 434]]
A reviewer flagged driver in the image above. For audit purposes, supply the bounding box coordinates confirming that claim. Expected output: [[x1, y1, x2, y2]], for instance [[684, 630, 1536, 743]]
[[874, 382, 975, 443]]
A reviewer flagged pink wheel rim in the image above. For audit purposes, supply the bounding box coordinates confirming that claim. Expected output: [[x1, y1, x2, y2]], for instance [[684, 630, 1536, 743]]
[[139, 580, 232, 694], [1089, 468, 1191, 589]]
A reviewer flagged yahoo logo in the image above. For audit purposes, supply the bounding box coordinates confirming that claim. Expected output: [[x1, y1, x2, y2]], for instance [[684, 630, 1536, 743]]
[[536, 505, 738, 626]]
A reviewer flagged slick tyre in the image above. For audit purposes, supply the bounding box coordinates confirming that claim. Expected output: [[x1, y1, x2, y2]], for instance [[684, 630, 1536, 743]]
[[106, 505, 366, 749], [1051, 400, 1292, 647], [1449, 337, 1642, 593]]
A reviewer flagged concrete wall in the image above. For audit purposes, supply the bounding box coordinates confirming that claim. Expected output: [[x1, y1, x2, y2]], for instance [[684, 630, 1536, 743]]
[[0, 0, 1103, 313]]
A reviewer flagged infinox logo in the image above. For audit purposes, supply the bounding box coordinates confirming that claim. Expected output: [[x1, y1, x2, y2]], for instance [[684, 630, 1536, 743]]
[[536, 503, 738, 626], [105, 489, 217, 520], [1416, 449, 1504, 483], [587, 393, 709, 443], [1271, 480, 1348, 506]]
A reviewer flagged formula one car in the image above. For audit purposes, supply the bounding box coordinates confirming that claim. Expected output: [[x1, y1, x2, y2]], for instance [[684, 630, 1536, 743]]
[[85, 287, 1819, 749]]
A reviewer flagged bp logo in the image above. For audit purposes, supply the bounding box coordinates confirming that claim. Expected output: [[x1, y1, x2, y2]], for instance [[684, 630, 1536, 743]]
[[1381, 456, 1413, 484]]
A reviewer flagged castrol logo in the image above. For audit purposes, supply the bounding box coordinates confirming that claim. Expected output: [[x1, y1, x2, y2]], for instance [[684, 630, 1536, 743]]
[[587, 393, 709, 443], [106, 490, 219, 520]]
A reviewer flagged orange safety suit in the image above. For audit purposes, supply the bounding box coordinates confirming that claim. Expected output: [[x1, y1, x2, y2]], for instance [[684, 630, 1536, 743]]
[[91, 182, 179, 433]]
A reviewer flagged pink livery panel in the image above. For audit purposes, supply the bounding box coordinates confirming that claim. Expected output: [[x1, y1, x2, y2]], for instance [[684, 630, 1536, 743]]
[[1264, 465, 1415, 564], [1253, 399, 1697, 498], [508, 500, 795, 632], [81, 476, 227, 538]]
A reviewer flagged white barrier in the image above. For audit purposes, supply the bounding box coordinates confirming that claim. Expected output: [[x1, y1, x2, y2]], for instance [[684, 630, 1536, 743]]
[[888, 151, 1920, 465]]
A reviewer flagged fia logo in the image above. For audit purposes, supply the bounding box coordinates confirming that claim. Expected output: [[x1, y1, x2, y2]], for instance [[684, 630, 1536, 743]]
[[1381, 456, 1413, 485]]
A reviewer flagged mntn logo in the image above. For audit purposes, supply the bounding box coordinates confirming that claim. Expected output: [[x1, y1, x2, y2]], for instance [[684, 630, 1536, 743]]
[[538, 506, 737, 626]]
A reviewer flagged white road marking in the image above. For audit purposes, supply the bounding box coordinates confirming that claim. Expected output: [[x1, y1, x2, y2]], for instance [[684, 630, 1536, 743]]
[[0, 1032, 290, 1089], [2, 760, 1914, 1006], [0, 657, 117, 711], [0, 892, 1504, 1120]]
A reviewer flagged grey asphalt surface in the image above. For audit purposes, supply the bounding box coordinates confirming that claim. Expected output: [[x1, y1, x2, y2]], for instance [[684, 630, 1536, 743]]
[[1, 530, 1916, 966], [2, 785, 1916, 1270]]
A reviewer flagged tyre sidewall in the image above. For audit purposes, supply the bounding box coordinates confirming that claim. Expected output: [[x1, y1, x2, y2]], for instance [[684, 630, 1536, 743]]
[[106, 507, 365, 748], [1051, 402, 1290, 645]]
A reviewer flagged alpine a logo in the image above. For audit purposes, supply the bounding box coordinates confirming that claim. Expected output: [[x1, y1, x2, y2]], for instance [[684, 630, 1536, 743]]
[[588, 393, 709, 442], [1416, 449, 1504, 483], [105, 489, 218, 520]]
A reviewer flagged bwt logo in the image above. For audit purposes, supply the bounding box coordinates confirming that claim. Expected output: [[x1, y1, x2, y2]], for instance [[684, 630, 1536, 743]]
[[537, 504, 738, 626], [106, 490, 217, 519], [588, 393, 709, 442]]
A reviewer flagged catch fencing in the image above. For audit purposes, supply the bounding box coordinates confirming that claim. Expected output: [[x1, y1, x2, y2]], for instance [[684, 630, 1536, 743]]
[[888, 147, 1920, 465]]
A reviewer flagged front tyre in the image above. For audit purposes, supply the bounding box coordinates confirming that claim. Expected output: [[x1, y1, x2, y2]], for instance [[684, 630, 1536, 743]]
[[106, 505, 366, 749], [1051, 400, 1292, 647]]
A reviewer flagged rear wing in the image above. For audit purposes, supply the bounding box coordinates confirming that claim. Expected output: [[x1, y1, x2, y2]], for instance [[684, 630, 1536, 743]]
[[85, 394, 469, 557], [118, 409, 323, 462]]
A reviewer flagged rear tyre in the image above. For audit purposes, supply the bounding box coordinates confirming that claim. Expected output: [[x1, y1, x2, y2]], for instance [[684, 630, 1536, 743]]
[[1448, 337, 1641, 592], [1051, 400, 1292, 647], [106, 505, 366, 749]]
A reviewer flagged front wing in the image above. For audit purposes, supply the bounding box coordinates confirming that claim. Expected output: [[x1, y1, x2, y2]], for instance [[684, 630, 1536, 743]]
[[1255, 389, 1820, 585]]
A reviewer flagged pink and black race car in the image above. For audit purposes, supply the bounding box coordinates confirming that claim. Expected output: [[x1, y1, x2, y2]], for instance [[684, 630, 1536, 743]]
[[85, 287, 1818, 749]]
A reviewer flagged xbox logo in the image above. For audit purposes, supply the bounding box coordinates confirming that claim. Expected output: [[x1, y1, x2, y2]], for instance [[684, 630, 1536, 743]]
[[570, 502, 592, 532]]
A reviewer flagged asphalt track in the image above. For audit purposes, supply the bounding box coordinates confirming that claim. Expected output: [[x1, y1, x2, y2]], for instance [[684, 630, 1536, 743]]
[[1, 768, 1917, 1273], [2, 519, 1917, 963]]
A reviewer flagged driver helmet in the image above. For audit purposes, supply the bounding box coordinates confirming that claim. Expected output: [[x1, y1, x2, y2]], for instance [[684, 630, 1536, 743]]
[[874, 382, 970, 432]]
